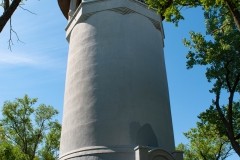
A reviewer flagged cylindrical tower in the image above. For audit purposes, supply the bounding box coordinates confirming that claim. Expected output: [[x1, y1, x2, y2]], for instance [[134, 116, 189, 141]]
[[58, 0, 175, 159]]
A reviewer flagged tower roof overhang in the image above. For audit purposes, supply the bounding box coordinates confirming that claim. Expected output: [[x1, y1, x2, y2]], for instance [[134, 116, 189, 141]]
[[58, 0, 70, 19]]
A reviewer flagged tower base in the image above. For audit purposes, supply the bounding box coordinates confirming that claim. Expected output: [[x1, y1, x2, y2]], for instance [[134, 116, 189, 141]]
[[59, 146, 183, 160], [59, 146, 135, 160]]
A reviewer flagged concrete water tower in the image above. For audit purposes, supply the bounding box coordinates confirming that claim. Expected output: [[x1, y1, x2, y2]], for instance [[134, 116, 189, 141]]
[[58, 0, 182, 160]]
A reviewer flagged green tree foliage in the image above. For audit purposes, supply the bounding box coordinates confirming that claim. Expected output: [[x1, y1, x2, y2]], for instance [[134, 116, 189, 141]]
[[176, 119, 232, 160], [182, 6, 240, 156], [145, 0, 240, 31], [0, 127, 28, 160], [0, 95, 61, 160], [38, 122, 61, 160], [199, 102, 240, 151]]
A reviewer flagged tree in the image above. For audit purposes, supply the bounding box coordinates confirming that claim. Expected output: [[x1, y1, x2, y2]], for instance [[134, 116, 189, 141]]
[[0, 95, 61, 160], [176, 119, 232, 160], [145, 0, 240, 31], [198, 102, 240, 156], [0, 126, 28, 160], [0, 0, 36, 50], [0, 0, 22, 33], [182, 6, 240, 156], [38, 122, 61, 160]]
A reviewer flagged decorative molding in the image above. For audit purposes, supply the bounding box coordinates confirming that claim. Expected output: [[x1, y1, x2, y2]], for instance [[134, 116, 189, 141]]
[[65, 0, 164, 43], [67, 0, 107, 24], [59, 145, 135, 159], [77, 7, 161, 31], [148, 148, 175, 160], [135, 146, 181, 160]]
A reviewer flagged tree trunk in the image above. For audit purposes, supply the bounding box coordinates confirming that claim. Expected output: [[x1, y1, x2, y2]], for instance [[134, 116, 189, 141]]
[[228, 132, 240, 157], [225, 0, 240, 31], [215, 91, 240, 156], [0, 0, 21, 33]]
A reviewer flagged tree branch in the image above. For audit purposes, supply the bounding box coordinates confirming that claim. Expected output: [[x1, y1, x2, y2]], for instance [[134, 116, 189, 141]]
[[227, 72, 240, 139], [19, 5, 37, 15], [199, 151, 207, 160], [224, 59, 233, 92], [216, 141, 224, 160], [8, 18, 24, 51], [10, 121, 26, 152], [3, 0, 9, 11], [2, 131, 18, 146], [216, 11, 230, 18], [214, 80, 229, 132], [225, 0, 240, 31], [222, 146, 232, 160], [231, 73, 240, 95], [31, 120, 45, 160], [211, 22, 235, 34], [0, 0, 22, 33]]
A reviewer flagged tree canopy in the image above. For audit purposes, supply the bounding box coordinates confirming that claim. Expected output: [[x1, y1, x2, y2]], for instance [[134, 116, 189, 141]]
[[182, 6, 240, 156], [146, 0, 240, 31], [176, 118, 233, 160], [0, 95, 61, 160]]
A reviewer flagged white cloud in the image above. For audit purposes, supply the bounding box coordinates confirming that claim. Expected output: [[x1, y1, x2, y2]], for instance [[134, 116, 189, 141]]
[[0, 50, 67, 70], [0, 52, 37, 65]]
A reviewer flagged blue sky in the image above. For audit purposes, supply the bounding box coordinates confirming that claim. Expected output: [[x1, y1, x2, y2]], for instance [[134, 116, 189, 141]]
[[0, 1, 238, 159]]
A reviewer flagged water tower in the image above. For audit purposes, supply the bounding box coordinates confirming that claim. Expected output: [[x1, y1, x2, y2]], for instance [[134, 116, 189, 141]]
[[58, 0, 182, 159]]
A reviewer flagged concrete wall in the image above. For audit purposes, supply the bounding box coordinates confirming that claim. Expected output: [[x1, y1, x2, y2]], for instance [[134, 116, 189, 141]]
[[60, 1, 175, 159], [134, 146, 183, 160]]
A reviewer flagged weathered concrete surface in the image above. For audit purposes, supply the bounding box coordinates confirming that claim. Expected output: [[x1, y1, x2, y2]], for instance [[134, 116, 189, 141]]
[[59, 1, 175, 159], [134, 146, 183, 160]]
